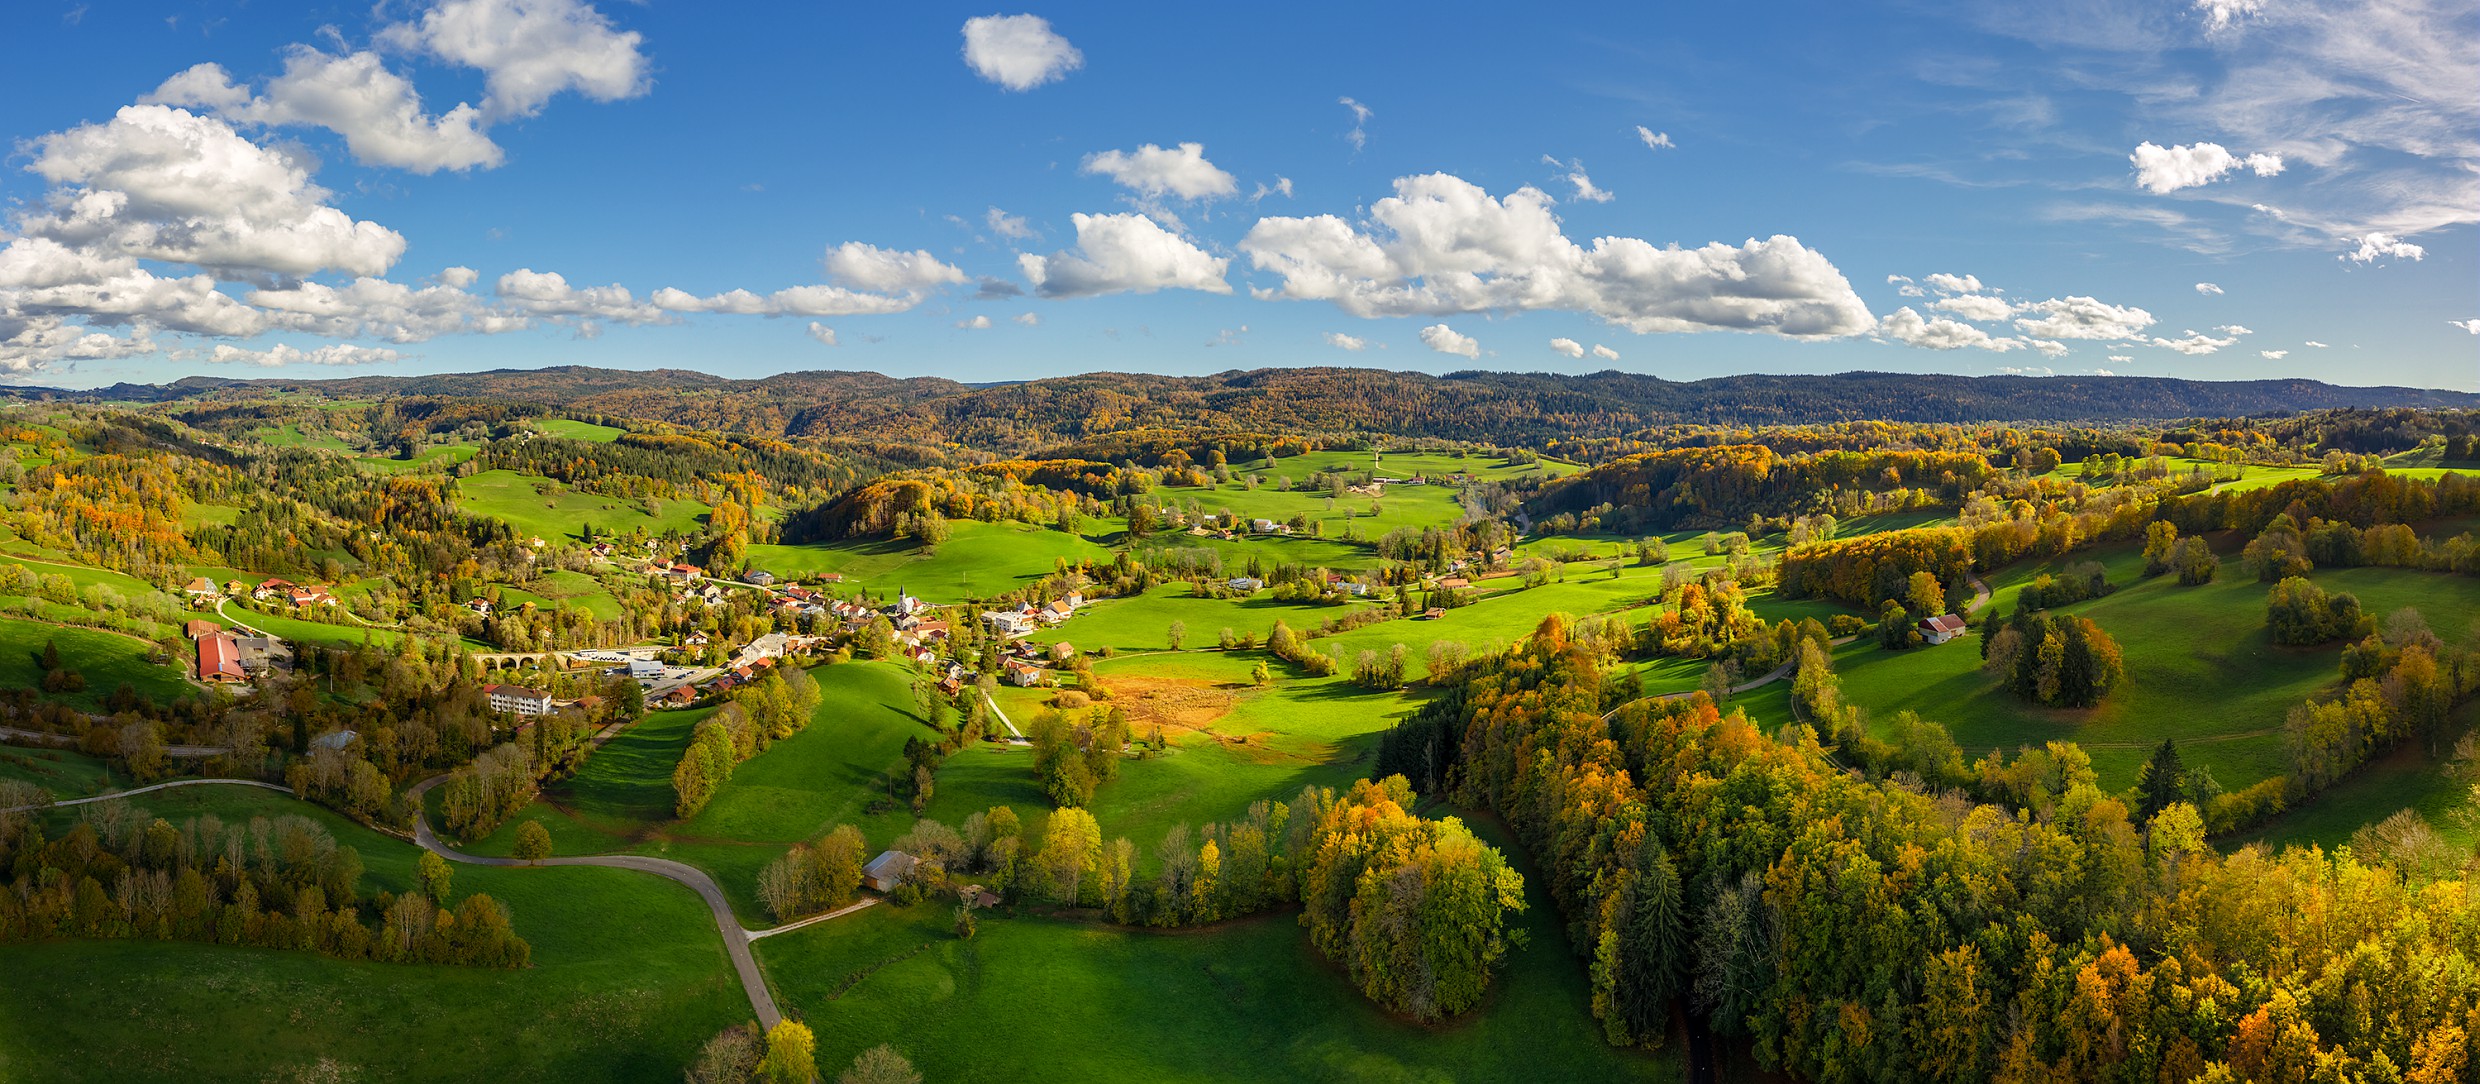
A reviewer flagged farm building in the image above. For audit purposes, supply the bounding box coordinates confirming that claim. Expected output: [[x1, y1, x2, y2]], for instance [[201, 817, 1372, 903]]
[[862, 850, 918, 893], [1918, 614, 1969, 645]]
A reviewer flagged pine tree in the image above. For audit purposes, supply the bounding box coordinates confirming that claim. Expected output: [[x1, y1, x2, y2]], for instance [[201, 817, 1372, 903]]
[[2136, 740, 2187, 822]]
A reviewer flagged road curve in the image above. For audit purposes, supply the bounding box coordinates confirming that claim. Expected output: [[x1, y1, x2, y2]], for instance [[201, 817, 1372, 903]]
[[405, 775, 783, 1030]]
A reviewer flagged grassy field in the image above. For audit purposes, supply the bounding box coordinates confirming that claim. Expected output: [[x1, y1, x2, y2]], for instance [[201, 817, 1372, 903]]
[[747, 521, 1115, 603], [1027, 583, 1381, 654], [1837, 542, 2480, 789], [246, 424, 356, 453], [502, 569, 623, 620], [0, 746, 114, 799], [222, 600, 407, 650], [756, 809, 1671, 1084], [926, 652, 1419, 873], [2236, 700, 2480, 852], [537, 418, 624, 442], [464, 661, 938, 920], [456, 469, 712, 543], [359, 442, 480, 473], [0, 616, 190, 710], [0, 785, 746, 1082]]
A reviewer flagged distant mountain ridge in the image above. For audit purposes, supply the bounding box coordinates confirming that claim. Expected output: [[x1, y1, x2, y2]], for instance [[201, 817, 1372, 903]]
[[6, 366, 2471, 447]]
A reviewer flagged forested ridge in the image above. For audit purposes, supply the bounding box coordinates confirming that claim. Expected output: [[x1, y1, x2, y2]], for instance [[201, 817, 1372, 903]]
[[8, 367, 2473, 452]]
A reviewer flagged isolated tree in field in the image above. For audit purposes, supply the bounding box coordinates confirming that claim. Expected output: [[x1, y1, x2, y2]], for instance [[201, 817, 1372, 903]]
[[416, 850, 454, 905], [2136, 739, 2187, 822], [1251, 659, 1272, 686], [838, 1044, 921, 1084], [758, 1020, 816, 1084], [685, 1024, 764, 1084], [2172, 536, 2219, 585], [513, 820, 552, 865], [1165, 620, 1185, 650], [2141, 520, 2180, 577], [1040, 806, 1102, 904]]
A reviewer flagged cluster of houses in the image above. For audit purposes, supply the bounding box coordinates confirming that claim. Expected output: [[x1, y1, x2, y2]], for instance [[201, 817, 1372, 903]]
[[179, 575, 339, 610]]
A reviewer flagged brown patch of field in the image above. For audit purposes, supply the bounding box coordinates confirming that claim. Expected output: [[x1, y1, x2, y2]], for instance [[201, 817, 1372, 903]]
[[1104, 673, 1241, 740]]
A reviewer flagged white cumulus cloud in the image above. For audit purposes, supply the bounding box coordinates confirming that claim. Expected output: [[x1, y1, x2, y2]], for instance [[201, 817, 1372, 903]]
[[2448, 320, 2480, 334], [2260, 349, 2289, 359], [2013, 296, 2157, 340], [1020, 213, 1230, 298], [1591, 344, 1620, 361], [206, 342, 402, 367], [1419, 323, 1480, 358], [806, 322, 838, 346], [2152, 330, 2241, 354], [1923, 272, 1985, 295], [1080, 143, 1237, 200], [1543, 156, 1613, 203], [1239, 172, 1874, 337], [1878, 307, 2026, 352], [1636, 126, 1674, 150], [2195, 282, 2224, 295], [1931, 294, 2016, 322], [1548, 336, 1585, 358], [956, 315, 992, 330], [961, 14, 1082, 91], [2342, 233, 2425, 263], [380, 0, 651, 121], [1324, 331, 1367, 351], [2128, 142, 2285, 194]]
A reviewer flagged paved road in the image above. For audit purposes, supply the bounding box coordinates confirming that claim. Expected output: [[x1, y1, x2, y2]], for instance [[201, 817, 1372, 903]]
[[405, 775, 785, 1029], [7, 775, 891, 1033]]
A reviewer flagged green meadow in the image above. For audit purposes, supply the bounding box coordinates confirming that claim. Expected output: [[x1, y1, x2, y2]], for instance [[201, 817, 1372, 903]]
[[456, 469, 712, 542], [1836, 541, 2480, 789], [746, 520, 1115, 602], [755, 810, 1671, 1084], [0, 617, 190, 709], [0, 785, 745, 1082]]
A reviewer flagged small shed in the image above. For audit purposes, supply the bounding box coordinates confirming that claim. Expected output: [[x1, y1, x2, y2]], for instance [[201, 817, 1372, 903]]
[[862, 850, 919, 893], [1918, 614, 1969, 645]]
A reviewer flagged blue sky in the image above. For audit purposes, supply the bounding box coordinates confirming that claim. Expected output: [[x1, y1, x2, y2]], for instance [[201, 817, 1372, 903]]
[[1, 0, 2472, 390]]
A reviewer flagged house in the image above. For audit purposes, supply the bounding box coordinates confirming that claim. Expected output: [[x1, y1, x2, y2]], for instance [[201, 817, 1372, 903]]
[[223, 579, 249, 597], [982, 610, 1037, 637], [745, 570, 776, 587], [1918, 614, 1970, 645], [252, 578, 295, 602], [816, 572, 845, 583], [913, 620, 951, 640], [660, 685, 697, 707], [465, 598, 494, 616], [1251, 518, 1278, 534], [1419, 607, 1447, 621], [684, 631, 710, 647], [182, 576, 218, 598], [1049, 641, 1075, 663], [1437, 577, 1471, 591], [588, 542, 616, 559], [196, 633, 247, 683], [183, 618, 222, 639], [1045, 598, 1075, 620], [482, 683, 555, 717], [1004, 658, 1044, 687], [288, 586, 337, 608], [862, 850, 918, 893], [663, 563, 704, 582], [1227, 576, 1263, 593]]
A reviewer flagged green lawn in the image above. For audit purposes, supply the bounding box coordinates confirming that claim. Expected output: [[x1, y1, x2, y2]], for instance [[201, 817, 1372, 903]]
[[747, 521, 1115, 603], [456, 469, 712, 543], [0, 746, 115, 800], [537, 418, 625, 443], [0, 785, 746, 1082], [926, 653, 1420, 873], [755, 809, 1672, 1084], [1028, 583, 1380, 655], [466, 661, 939, 921], [0, 616, 190, 710], [359, 442, 480, 473], [1836, 543, 2480, 790], [221, 600, 405, 650]]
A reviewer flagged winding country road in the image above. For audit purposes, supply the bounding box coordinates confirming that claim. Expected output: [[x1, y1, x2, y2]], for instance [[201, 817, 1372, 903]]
[[5, 774, 898, 1032], [404, 774, 786, 1029]]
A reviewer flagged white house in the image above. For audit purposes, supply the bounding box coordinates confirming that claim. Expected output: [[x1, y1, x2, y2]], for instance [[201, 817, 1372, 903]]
[[1918, 614, 1969, 645]]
